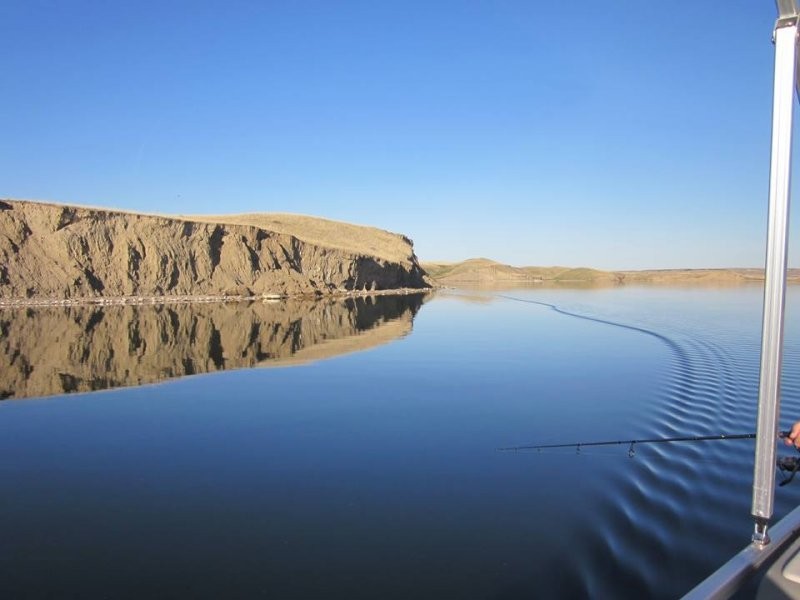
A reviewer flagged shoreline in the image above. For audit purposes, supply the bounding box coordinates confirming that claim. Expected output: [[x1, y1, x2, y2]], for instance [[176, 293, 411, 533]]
[[0, 287, 434, 308]]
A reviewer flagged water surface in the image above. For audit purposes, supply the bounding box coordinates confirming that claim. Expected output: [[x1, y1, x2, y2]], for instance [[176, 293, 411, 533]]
[[1, 294, 425, 399], [2, 287, 800, 598]]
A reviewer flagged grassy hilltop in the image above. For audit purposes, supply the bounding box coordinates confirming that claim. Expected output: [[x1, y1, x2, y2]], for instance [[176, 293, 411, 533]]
[[422, 258, 800, 286]]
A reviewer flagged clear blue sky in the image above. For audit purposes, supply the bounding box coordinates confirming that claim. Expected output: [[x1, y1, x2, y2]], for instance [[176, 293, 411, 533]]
[[1, 1, 796, 269]]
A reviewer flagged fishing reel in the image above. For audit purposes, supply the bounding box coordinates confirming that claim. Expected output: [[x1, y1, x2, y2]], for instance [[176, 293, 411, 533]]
[[778, 455, 800, 487]]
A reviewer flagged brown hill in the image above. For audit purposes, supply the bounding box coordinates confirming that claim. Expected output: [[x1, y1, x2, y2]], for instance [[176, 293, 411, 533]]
[[0, 199, 430, 302], [423, 260, 616, 284], [617, 268, 800, 284], [423, 258, 534, 283], [422, 259, 800, 286]]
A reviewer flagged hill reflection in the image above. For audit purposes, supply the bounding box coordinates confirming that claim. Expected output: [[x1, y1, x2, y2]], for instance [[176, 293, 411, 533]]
[[0, 294, 426, 400]]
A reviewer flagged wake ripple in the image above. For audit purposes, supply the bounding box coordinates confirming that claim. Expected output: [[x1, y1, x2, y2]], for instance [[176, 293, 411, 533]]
[[497, 292, 800, 598]]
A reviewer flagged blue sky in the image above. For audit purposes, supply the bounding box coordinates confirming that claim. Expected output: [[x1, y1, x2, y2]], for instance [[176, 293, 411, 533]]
[[0, 1, 795, 269]]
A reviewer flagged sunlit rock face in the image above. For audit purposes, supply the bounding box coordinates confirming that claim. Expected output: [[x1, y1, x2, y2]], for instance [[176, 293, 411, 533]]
[[0, 200, 430, 301]]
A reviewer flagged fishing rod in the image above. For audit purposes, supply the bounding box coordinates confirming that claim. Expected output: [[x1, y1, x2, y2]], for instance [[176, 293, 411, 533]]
[[497, 431, 790, 454], [499, 430, 800, 486]]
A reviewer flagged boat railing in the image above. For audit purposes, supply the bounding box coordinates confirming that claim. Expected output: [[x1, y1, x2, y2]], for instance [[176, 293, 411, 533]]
[[684, 1, 800, 596]]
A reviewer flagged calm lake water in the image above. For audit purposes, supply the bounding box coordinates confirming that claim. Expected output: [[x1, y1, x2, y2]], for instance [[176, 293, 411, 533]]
[[3, 286, 800, 599]]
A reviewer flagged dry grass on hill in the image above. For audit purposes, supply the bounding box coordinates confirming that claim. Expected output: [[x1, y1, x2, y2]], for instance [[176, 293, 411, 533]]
[[423, 259, 617, 283], [192, 213, 415, 265], [423, 258, 800, 286]]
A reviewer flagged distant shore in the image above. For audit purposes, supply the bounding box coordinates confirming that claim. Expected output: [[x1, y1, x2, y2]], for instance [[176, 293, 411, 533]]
[[422, 259, 800, 286]]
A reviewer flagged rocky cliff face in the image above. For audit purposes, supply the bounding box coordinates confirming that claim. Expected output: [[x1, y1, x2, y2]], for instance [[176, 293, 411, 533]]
[[0, 200, 430, 301]]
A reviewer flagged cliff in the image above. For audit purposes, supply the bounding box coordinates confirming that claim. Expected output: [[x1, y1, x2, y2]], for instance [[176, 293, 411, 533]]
[[0, 199, 430, 302]]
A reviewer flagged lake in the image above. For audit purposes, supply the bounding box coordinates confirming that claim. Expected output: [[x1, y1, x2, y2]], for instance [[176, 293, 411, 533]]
[[2, 286, 800, 598]]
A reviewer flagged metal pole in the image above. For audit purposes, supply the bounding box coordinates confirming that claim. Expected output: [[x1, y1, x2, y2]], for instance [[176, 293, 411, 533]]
[[751, 5, 799, 545]]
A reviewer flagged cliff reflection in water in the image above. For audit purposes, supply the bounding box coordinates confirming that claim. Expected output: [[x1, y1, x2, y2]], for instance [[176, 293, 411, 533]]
[[0, 294, 426, 400]]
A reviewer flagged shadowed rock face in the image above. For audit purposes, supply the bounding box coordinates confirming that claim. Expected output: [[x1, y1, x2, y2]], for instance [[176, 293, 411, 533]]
[[0, 200, 430, 300], [0, 294, 426, 400]]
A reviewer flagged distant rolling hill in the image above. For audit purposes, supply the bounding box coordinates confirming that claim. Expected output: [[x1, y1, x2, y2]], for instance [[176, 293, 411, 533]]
[[422, 259, 800, 285], [422, 259, 617, 284]]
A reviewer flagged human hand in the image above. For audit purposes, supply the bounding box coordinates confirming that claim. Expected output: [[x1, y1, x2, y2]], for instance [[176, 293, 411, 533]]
[[785, 421, 800, 449]]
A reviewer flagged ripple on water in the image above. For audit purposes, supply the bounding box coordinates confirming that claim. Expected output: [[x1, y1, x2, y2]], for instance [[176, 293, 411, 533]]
[[543, 297, 793, 598]]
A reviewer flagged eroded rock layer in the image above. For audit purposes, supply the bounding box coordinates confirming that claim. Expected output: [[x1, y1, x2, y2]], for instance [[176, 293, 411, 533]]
[[0, 200, 430, 300]]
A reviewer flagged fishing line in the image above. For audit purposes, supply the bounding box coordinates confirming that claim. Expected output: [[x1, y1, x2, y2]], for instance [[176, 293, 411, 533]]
[[496, 294, 679, 346], [495, 293, 753, 442], [493, 293, 800, 484]]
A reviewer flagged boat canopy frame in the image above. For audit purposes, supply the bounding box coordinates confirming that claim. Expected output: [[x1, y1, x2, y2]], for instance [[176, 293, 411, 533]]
[[752, 0, 800, 545], [685, 1, 800, 597]]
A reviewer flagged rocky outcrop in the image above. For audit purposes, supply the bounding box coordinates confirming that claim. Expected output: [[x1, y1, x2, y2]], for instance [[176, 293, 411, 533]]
[[0, 294, 426, 399], [0, 200, 430, 301]]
